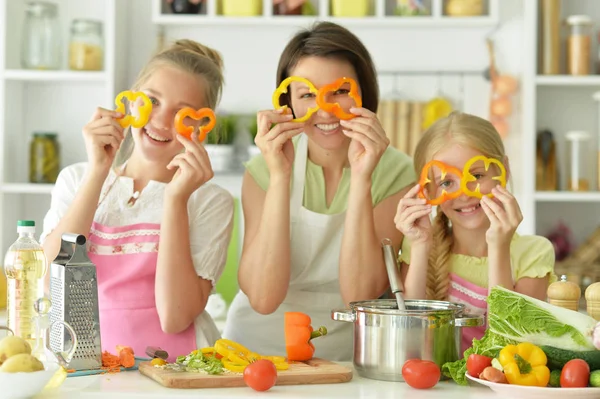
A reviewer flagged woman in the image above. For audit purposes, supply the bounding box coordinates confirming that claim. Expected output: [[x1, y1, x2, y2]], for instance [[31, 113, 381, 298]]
[[223, 22, 415, 361]]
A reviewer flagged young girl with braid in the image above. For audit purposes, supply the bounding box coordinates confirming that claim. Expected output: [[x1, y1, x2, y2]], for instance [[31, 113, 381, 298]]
[[394, 111, 556, 352]]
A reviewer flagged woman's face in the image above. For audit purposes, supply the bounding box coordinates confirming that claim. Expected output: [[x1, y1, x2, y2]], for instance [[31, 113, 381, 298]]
[[129, 66, 207, 165], [287, 56, 361, 151]]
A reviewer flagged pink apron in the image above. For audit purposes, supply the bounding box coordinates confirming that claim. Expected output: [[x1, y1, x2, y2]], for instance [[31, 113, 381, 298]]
[[447, 273, 488, 354], [88, 221, 196, 362]]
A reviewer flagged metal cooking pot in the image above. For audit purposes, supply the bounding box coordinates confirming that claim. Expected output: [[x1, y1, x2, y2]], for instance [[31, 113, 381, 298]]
[[331, 299, 484, 382]]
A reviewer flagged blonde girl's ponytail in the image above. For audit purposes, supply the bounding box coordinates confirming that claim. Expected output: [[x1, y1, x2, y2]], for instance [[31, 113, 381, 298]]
[[426, 210, 453, 301]]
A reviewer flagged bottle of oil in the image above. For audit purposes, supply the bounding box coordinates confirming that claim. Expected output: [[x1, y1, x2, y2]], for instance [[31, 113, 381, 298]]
[[3, 220, 47, 348]]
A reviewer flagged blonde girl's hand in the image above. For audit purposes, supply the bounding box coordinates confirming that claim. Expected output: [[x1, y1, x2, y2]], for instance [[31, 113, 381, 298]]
[[254, 108, 304, 180], [165, 133, 214, 201], [341, 107, 390, 181], [394, 184, 433, 245], [82, 107, 125, 177], [480, 185, 523, 247]]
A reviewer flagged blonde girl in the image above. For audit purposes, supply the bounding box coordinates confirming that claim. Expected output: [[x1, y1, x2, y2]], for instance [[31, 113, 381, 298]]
[[40, 40, 234, 361], [395, 111, 556, 353]]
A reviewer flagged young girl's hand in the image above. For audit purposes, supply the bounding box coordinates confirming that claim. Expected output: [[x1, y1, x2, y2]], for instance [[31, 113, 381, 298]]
[[165, 134, 214, 200], [82, 107, 125, 177], [254, 109, 304, 180], [394, 184, 433, 245], [341, 108, 390, 181], [480, 185, 523, 247]]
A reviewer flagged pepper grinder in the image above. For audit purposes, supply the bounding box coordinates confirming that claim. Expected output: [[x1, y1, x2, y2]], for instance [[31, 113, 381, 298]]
[[585, 282, 600, 320], [547, 275, 581, 311]]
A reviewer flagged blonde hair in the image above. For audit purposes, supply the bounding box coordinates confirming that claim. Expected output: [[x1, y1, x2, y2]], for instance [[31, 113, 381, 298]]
[[114, 39, 224, 167], [413, 111, 507, 301]]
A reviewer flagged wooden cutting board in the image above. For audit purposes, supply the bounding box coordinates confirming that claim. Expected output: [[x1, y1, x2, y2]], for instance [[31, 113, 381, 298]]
[[138, 358, 353, 389]]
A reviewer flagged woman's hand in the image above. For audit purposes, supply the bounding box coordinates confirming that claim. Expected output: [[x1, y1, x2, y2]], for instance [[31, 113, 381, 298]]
[[254, 108, 304, 180], [165, 134, 214, 201], [341, 107, 390, 181], [481, 185, 523, 247], [394, 184, 433, 245], [82, 107, 125, 177]]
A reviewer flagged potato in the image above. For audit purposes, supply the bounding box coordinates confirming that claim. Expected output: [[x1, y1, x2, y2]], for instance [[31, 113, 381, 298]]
[[0, 354, 44, 373], [0, 336, 31, 364]]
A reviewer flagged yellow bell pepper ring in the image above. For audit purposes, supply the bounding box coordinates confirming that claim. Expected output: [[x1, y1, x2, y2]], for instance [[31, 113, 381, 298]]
[[498, 343, 550, 387], [114, 90, 152, 129], [460, 155, 507, 199], [272, 76, 319, 123]]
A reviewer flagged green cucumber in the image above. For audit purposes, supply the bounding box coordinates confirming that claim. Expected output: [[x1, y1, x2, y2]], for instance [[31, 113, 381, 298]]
[[549, 369, 561, 387], [541, 346, 600, 371], [590, 370, 600, 388]]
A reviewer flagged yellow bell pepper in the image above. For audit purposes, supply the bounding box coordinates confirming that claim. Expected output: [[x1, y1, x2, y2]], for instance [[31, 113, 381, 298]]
[[498, 343, 550, 387], [209, 339, 290, 373]]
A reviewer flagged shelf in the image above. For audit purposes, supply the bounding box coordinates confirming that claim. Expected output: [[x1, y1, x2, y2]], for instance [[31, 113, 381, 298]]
[[151, 14, 499, 28], [3, 70, 107, 82], [0, 183, 54, 194], [536, 75, 600, 87], [534, 191, 600, 202]]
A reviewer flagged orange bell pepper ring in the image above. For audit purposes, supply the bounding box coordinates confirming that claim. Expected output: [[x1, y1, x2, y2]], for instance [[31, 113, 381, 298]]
[[114, 90, 152, 129], [174, 107, 216, 142], [316, 77, 362, 120], [272, 76, 319, 123], [460, 156, 507, 199], [417, 160, 464, 205], [284, 312, 327, 362]]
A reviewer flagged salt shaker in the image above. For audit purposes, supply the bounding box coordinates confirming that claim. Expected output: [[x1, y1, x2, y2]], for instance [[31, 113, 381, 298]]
[[585, 282, 600, 320], [547, 275, 581, 311]]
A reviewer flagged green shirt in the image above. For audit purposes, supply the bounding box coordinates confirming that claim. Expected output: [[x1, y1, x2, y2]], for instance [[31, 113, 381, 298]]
[[245, 135, 416, 214], [399, 233, 557, 288]]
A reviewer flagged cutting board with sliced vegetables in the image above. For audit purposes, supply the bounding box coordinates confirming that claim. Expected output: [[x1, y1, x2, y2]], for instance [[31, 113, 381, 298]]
[[138, 357, 353, 389]]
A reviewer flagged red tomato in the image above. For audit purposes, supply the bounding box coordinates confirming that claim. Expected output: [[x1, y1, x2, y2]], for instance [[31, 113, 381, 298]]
[[243, 359, 278, 392], [560, 359, 590, 388], [466, 354, 493, 378], [402, 359, 441, 389]]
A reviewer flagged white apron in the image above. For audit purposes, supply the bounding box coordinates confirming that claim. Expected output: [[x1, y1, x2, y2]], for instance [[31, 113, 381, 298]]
[[223, 134, 353, 361]]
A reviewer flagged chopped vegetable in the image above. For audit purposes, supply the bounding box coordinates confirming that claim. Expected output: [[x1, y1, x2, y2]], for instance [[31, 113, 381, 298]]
[[498, 343, 550, 387], [284, 312, 327, 361], [176, 350, 223, 375]]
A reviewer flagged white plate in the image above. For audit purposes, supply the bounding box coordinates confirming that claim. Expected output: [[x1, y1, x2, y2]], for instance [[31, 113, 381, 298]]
[[466, 372, 600, 398]]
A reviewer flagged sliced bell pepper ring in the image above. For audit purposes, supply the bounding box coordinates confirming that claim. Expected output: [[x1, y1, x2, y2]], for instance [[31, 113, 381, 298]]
[[417, 160, 464, 205], [498, 343, 550, 387], [221, 358, 247, 373], [272, 76, 319, 123], [174, 107, 216, 142], [460, 155, 507, 199], [114, 90, 153, 129], [284, 312, 328, 362], [316, 77, 362, 120]]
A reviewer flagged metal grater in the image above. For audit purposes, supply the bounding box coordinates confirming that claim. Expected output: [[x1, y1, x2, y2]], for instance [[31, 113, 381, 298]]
[[49, 233, 102, 371]]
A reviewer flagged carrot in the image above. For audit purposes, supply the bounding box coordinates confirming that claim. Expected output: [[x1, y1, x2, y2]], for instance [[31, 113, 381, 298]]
[[101, 351, 122, 373], [116, 345, 134, 356], [118, 348, 135, 368]]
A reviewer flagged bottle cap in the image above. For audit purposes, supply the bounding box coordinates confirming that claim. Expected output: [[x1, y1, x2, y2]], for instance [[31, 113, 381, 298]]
[[17, 220, 35, 227]]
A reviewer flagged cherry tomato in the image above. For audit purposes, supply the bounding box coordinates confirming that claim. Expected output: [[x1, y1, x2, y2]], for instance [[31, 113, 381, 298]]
[[243, 359, 278, 392], [466, 354, 493, 378], [560, 359, 590, 388], [402, 359, 441, 389]]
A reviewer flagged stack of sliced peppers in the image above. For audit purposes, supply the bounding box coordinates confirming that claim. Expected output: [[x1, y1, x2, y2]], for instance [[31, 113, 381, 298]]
[[207, 339, 289, 373]]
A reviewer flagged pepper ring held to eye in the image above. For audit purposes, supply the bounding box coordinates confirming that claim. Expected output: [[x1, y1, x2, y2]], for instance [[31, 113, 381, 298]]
[[417, 160, 464, 205]]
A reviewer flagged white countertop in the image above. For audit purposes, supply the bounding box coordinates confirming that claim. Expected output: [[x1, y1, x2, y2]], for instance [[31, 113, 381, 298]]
[[41, 366, 497, 399], [0, 309, 496, 398]]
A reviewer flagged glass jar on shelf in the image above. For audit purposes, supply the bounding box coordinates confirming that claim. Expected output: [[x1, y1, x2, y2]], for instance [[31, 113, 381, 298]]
[[21, 1, 61, 70], [565, 130, 592, 192], [29, 132, 60, 184], [445, 0, 484, 17], [69, 19, 104, 71], [566, 15, 593, 76]]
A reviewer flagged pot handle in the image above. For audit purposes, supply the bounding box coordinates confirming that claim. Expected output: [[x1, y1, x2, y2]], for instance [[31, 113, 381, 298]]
[[454, 314, 485, 327], [331, 309, 356, 323]]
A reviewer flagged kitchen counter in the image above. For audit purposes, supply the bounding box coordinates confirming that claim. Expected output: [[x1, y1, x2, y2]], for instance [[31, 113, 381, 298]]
[[42, 367, 498, 399]]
